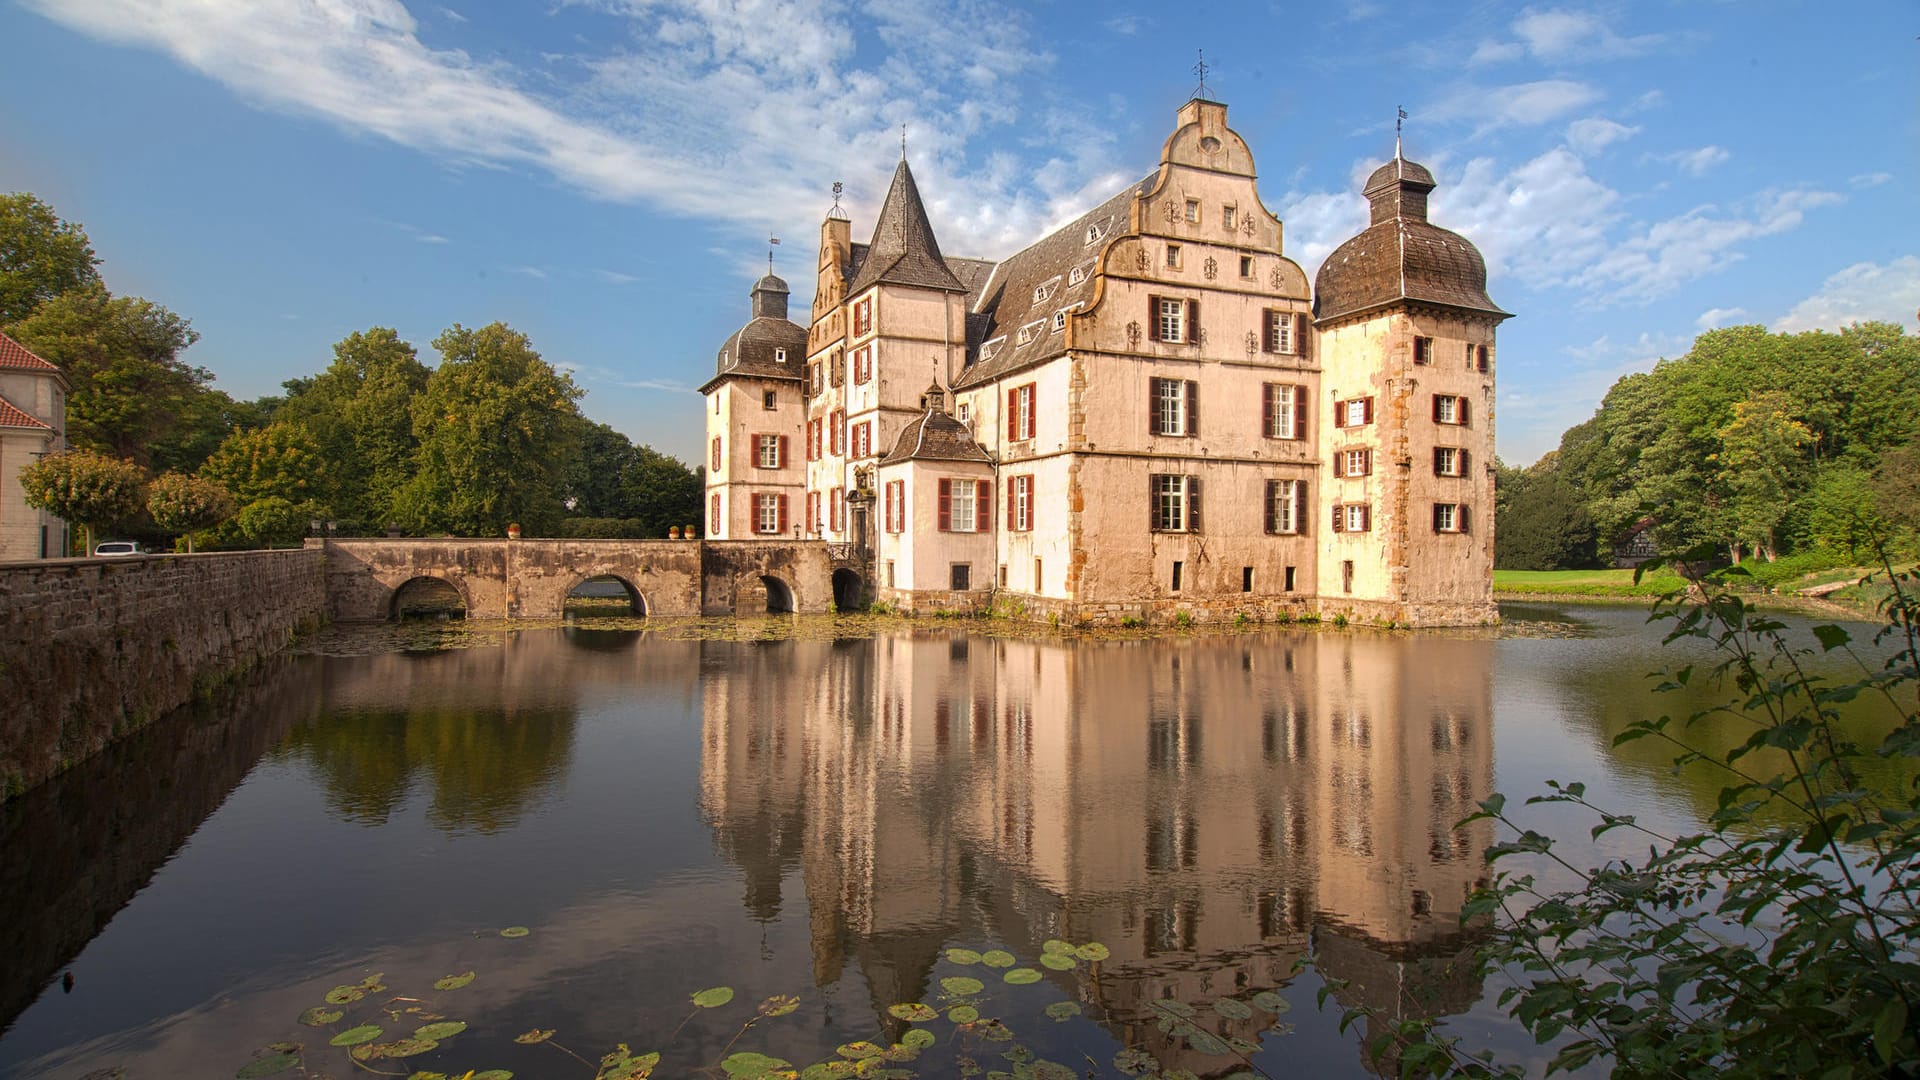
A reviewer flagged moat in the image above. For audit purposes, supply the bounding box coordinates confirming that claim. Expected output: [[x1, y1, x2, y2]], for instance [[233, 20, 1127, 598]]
[[0, 603, 1900, 1079]]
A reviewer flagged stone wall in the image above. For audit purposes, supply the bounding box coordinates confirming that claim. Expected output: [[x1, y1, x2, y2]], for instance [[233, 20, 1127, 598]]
[[0, 549, 326, 797]]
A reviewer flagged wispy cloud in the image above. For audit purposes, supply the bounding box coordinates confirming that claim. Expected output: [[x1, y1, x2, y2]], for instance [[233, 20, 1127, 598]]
[[1103, 13, 1145, 35], [593, 269, 640, 285], [1426, 79, 1606, 133], [509, 265, 548, 279], [385, 220, 450, 244], [437, 5, 466, 23], [1510, 8, 1666, 62], [1850, 171, 1892, 189], [1695, 306, 1748, 330], [1578, 188, 1842, 304], [1774, 256, 1920, 333], [1651, 145, 1730, 177], [1565, 117, 1639, 155], [618, 378, 702, 396]]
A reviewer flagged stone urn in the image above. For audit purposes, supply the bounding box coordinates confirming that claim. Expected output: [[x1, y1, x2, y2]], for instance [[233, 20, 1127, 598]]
[[684, 525, 697, 539], [507, 523, 521, 540], [669, 526, 682, 539]]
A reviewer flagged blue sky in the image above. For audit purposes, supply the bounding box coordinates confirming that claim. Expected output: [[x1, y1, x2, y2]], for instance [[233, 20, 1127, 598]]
[[1, 0, 1913, 468]]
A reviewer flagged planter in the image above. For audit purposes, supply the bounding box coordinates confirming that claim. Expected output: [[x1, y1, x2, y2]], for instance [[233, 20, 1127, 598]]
[[669, 526, 682, 539], [507, 524, 522, 540]]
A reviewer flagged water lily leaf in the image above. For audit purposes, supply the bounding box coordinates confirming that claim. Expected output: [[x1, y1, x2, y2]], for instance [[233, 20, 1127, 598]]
[[759, 994, 801, 1017], [1043, 1002, 1081, 1022], [1113, 1050, 1157, 1077], [1073, 942, 1110, 962], [499, 927, 530, 938], [945, 948, 982, 965], [940, 976, 984, 997], [947, 1005, 979, 1024], [1213, 998, 1253, 1020], [1174, 1023, 1229, 1056], [836, 1041, 884, 1060], [1003, 1045, 1034, 1064], [298, 1007, 343, 1027], [235, 1053, 299, 1078], [413, 1021, 467, 1040], [1002, 968, 1041, 985], [975, 1020, 1013, 1042], [1250, 990, 1286, 1013], [349, 1044, 384, 1062], [331, 1026, 383, 1047], [1038, 953, 1076, 970], [887, 1003, 938, 1022], [359, 972, 386, 989], [514, 1029, 555, 1044], [405, 1072, 446, 1080], [901, 1028, 935, 1050], [692, 986, 735, 1008], [800, 1062, 857, 1080], [1041, 939, 1074, 955], [378, 1037, 440, 1058], [1026, 1063, 1076, 1080], [324, 985, 367, 1005], [472, 1072, 515, 1080], [1227, 1036, 1262, 1055], [980, 950, 1016, 968], [433, 971, 476, 991], [1147, 999, 1196, 1021], [723, 1051, 794, 1077]]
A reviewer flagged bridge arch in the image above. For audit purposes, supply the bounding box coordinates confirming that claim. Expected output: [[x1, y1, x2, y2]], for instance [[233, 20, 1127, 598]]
[[561, 573, 647, 617], [831, 568, 865, 612], [760, 575, 796, 614], [389, 575, 471, 620]]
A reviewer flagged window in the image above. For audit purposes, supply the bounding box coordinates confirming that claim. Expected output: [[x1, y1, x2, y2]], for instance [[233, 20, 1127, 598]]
[[1148, 295, 1199, 344], [1242, 566, 1254, 592], [1085, 219, 1110, 246], [710, 493, 721, 535], [1150, 474, 1201, 532], [1284, 565, 1296, 592], [1265, 479, 1307, 535], [774, 347, 787, 364], [1034, 557, 1042, 591], [831, 487, 845, 532], [762, 390, 777, 410], [1068, 263, 1091, 286], [1433, 502, 1469, 533], [1333, 503, 1371, 533], [754, 433, 786, 469], [1337, 448, 1373, 478], [951, 564, 971, 590], [754, 493, 788, 535], [1184, 199, 1200, 223], [886, 560, 896, 588], [1336, 396, 1374, 427], [1342, 560, 1354, 593], [1032, 276, 1060, 304], [1051, 304, 1081, 331], [999, 563, 1008, 587], [1264, 310, 1298, 354], [1171, 561, 1183, 591], [1222, 205, 1237, 230], [1471, 343, 1490, 372], [829, 409, 844, 454], [807, 491, 819, 531], [1433, 394, 1471, 425], [1263, 383, 1305, 440], [806, 419, 821, 461], [1007, 383, 1036, 441], [957, 401, 970, 425], [1007, 474, 1033, 531], [852, 297, 873, 337], [1017, 320, 1045, 346], [1240, 255, 1254, 277], [1151, 377, 1199, 436], [852, 421, 872, 459], [1165, 243, 1182, 268], [885, 479, 905, 533], [938, 478, 991, 532], [711, 437, 722, 471], [852, 345, 872, 384], [1414, 336, 1433, 365], [1434, 446, 1471, 477], [808, 362, 823, 395]]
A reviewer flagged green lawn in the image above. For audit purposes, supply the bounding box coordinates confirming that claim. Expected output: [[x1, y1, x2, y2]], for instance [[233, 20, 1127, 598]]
[[1494, 567, 1689, 596]]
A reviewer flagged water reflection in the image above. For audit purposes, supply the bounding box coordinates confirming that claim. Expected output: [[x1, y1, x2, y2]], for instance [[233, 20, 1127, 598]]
[[699, 628, 1495, 1074]]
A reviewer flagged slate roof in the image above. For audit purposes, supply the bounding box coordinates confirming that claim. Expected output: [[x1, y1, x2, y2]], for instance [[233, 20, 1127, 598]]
[[951, 173, 1156, 390], [0, 392, 51, 430], [881, 389, 992, 466], [1315, 156, 1509, 325], [0, 331, 62, 374], [702, 275, 807, 392], [847, 160, 969, 295]]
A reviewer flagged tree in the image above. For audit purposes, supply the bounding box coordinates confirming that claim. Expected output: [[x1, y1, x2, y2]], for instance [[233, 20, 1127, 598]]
[[200, 421, 334, 509], [146, 473, 235, 552], [232, 496, 311, 549], [1495, 455, 1598, 570], [618, 445, 703, 538], [279, 327, 429, 527], [1712, 390, 1813, 562], [18, 449, 146, 555], [0, 192, 101, 326], [393, 323, 582, 536]]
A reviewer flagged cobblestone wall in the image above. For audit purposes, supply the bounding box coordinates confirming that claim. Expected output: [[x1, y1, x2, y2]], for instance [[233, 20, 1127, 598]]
[[0, 550, 326, 798]]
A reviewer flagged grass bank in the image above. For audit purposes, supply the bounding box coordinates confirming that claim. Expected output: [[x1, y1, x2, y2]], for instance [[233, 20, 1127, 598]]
[[1494, 564, 1897, 621]]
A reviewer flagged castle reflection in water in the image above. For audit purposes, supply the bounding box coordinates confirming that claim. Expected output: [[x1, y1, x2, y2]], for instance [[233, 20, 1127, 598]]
[[697, 628, 1494, 1075]]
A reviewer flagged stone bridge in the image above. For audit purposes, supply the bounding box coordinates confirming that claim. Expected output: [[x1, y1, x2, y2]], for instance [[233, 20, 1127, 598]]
[[315, 538, 864, 621]]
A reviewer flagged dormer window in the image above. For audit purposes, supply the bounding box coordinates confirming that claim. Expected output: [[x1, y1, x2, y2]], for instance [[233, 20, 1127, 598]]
[[1051, 303, 1081, 332], [1032, 276, 1061, 305], [1085, 218, 1110, 246], [774, 348, 787, 363], [1068, 262, 1092, 287], [980, 336, 1005, 363], [1016, 320, 1046, 346]]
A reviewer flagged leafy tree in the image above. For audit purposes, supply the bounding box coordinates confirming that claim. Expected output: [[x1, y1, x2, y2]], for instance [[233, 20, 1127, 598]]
[[279, 327, 429, 527], [393, 323, 582, 536], [1791, 462, 1885, 560], [0, 192, 101, 326], [564, 419, 643, 518], [146, 472, 235, 552], [1495, 454, 1599, 570], [232, 496, 312, 549], [17, 449, 146, 555], [200, 420, 334, 509], [620, 445, 703, 538], [1712, 389, 1813, 562]]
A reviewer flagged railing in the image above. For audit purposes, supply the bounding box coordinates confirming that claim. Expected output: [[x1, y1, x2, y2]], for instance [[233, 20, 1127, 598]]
[[826, 542, 871, 567]]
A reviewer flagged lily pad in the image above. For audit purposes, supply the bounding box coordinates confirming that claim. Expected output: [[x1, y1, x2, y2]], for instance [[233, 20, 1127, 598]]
[[298, 1006, 343, 1027], [722, 1051, 794, 1077], [1250, 990, 1288, 1013], [1038, 952, 1076, 970], [887, 1003, 938, 1022], [1213, 998, 1253, 1020], [1041, 939, 1074, 955], [1002, 968, 1042, 985], [947, 1005, 979, 1023], [759, 994, 801, 1017], [980, 949, 1016, 968], [433, 971, 476, 991], [836, 1041, 884, 1060], [800, 1063, 857, 1080], [330, 1025, 383, 1047], [359, 972, 387, 989], [692, 986, 735, 1008], [1043, 1001, 1082, 1022], [1073, 942, 1110, 962], [499, 926, 530, 938], [975, 1019, 1014, 1042], [944, 948, 982, 965], [324, 985, 367, 1005], [472, 1072, 514, 1080], [413, 1021, 467, 1040], [901, 1028, 936, 1050], [235, 1053, 299, 1078], [1174, 1023, 1229, 1056], [1113, 1048, 1158, 1076], [405, 1072, 446, 1080], [514, 1029, 555, 1044], [940, 976, 984, 997], [378, 1037, 440, 1058]]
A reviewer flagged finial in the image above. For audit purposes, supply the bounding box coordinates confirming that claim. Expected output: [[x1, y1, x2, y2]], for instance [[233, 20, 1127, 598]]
[[1192, 49, 1211, 99], [768, 236, 780, 275], [1396, 105, 1408, 159], [901, 124, 907, 162], [831, 180, 843, 210]]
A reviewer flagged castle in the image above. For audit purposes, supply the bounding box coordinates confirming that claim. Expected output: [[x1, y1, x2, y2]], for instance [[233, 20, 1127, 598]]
[[700, 98, 1508, 627]]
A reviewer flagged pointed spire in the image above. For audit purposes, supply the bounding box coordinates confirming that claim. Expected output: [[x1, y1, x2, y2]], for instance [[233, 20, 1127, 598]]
[[846, 158, 967, 295]]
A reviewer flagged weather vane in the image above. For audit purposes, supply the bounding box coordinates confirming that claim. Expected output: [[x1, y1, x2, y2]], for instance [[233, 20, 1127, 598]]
[[831, 180, 843, 211], [768, 236, 780, 275], [1193, 50, 1210, 98], [1396, 105, 1408, 157]]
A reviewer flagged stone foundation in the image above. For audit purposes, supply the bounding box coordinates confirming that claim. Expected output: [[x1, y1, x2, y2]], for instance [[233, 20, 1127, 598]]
[[872, 588, 1493, 628], [0, 549, 326, 798]]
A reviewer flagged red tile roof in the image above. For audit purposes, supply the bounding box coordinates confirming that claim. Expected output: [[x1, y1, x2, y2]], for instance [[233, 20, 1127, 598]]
[[0, 392, 52, 430], [0, 331, 62, 373]]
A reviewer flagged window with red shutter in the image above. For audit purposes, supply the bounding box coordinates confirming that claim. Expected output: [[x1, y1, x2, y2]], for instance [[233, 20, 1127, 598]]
[[937, 478, 952, 532], [975, 480, 990, 532], [777, 494, 789, 534]]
